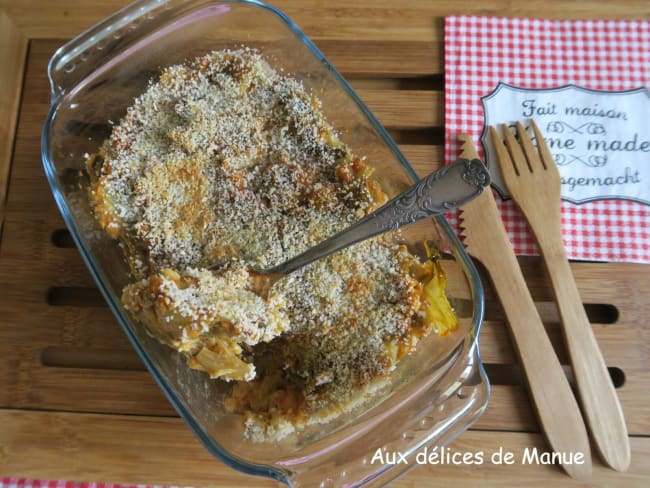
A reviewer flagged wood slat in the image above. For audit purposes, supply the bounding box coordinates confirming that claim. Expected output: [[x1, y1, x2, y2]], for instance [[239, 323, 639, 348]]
[[319, 40, 441, 77], [0, 12, 28, 235], [3, 0, 649, 40], [357, 89, 442, 128], [1, 409, 648, 487]]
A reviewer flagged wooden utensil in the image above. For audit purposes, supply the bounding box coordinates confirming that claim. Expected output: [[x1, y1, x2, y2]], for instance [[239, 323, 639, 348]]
[[489, 120, 630, 472], [457, 134, 592, 478]]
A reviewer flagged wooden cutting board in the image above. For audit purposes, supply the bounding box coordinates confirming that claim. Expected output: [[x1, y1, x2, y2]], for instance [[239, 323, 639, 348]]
[[1, 1, 649, 487]]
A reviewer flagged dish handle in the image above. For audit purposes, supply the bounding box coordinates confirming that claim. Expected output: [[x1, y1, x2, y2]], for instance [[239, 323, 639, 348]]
[[47, 0, 171, 102]]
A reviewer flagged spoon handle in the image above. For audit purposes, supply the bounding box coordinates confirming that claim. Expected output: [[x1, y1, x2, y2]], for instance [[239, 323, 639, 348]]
[[263, 158, 490, 276]]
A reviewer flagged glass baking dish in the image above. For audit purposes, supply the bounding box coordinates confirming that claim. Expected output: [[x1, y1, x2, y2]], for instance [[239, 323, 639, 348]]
[[41, 0, 490, 486]]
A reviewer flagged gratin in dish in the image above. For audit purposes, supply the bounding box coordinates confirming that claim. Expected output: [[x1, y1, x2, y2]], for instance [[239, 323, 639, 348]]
[[85, 48, 457, 441]]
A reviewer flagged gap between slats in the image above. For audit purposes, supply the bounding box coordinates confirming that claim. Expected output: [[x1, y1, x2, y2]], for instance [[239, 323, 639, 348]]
[[45, 279, 620, 325], [39, 345, 626, 390], [482, 364, 626, 389]]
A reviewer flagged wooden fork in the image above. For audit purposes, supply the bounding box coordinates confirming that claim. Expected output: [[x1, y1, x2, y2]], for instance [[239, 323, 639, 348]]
[[490, 120, 630, 472]]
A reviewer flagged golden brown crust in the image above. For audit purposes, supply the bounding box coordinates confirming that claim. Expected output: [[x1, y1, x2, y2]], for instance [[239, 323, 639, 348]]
[[87, 48, 457, 441]]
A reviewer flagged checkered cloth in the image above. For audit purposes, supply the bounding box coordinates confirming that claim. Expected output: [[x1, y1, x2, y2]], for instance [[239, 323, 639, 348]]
[[444, 16, 650, 262]]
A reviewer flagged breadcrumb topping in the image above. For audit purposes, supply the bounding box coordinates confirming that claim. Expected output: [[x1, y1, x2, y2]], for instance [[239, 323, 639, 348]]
[[87, 48, 456, 441]]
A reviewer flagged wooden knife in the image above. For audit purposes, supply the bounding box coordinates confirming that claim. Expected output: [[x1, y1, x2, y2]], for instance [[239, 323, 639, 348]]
[[456, 134, 592, 478]]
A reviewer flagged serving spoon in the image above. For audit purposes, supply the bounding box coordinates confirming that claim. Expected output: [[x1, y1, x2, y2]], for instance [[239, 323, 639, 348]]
[[216, 157, 490, 296]]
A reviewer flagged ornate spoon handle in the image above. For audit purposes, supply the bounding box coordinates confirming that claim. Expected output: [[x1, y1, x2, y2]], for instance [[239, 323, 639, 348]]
[[259, 158, 489, 277]]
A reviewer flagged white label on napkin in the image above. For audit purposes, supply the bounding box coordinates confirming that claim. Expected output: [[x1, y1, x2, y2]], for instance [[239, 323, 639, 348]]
[[480, 83, 650, 205]]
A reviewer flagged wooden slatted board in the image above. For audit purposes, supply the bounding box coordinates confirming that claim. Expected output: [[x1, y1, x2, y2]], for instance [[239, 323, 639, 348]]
[[1, 1, 649, 487]]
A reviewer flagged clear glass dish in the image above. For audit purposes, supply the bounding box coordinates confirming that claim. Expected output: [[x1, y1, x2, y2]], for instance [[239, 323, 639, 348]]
[[41, 0, 490, 486]]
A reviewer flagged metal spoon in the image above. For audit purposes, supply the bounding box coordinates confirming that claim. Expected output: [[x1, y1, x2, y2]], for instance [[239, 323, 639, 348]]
[[222, 157, 490, 296]]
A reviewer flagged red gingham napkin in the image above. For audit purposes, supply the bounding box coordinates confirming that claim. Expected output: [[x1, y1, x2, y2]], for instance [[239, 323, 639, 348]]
[[444, 16, 650, 262]]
